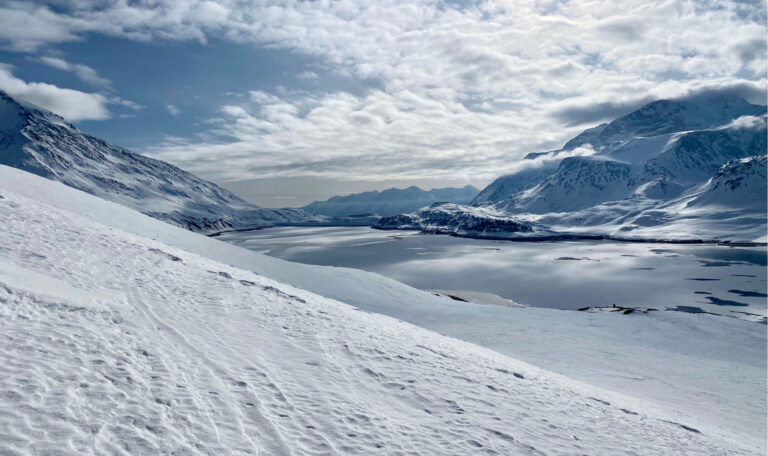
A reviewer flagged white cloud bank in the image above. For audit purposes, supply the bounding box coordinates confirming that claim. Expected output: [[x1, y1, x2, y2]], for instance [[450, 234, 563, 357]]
[[0, 65, 110, 121], [1, 0, 765, 181]]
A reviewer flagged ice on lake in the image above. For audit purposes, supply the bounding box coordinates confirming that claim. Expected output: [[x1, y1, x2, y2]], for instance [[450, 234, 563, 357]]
[[217, 226, 767, 320]]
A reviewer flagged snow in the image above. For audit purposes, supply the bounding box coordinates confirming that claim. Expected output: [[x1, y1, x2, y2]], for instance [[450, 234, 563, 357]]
[[688, 155, 767, 209], [1, 165, 765, 454], [429, 289, 526, 307], [4, 173, 765, 455], [514, 156, 635, 213]]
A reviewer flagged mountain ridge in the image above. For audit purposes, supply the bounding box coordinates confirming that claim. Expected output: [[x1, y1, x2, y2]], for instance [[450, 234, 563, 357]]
[[0, 91, 315, 232], [377, 94, 768, 242]]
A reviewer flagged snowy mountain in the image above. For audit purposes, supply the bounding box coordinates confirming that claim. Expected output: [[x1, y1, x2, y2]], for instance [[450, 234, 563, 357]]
[[379, 94, 767, 242], [0, 91, 314, 233], [302, 185, 478, 218], [1, 164, 764, 454]]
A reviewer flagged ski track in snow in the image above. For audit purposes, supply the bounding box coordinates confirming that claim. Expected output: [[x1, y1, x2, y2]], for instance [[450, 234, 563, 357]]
[[0, 191, 760, 455]]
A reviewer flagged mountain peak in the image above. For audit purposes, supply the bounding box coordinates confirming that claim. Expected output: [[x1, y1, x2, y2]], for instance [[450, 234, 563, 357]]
[[0, 91, 29, 132]]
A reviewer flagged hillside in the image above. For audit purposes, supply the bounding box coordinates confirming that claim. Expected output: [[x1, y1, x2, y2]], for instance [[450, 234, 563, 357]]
[[2, 164, 765, 451], [0, 91, 314, 232], [1, 165, 763, 454]]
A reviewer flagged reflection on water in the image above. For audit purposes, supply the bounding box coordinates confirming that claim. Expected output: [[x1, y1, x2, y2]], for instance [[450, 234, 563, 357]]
[[217, 226, 767, 319]]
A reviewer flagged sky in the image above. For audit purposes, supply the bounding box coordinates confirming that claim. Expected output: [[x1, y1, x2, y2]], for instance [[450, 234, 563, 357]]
[[0, 0, 765, 207]]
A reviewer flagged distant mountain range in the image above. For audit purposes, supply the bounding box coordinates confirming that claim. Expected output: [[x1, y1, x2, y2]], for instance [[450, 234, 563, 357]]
[[0, 91, 316, 233], [377, 94, 767, 243], [302, 185, 479, 218]]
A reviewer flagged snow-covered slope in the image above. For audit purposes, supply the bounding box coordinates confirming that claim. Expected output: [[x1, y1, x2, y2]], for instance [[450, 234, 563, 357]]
[[688, 155, 767, 209], [3, 164, 765, 451], [643, 124, 768, 185], [302, 185, 479, 218], [532, 155, 768, 242], [385, 95, 767, 242], [0, 91, 313, 232], [516, 157, 635, 213], [472, 165, 556, 206], [1, 167, 763, 455]]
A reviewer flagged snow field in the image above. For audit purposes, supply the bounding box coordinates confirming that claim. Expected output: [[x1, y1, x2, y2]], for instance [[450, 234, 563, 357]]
[[1, 164, 765, 452], [0, 180, 761, 454]]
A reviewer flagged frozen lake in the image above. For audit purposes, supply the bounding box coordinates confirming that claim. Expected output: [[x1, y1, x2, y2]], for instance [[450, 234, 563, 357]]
[[216, 226, 767, 320]]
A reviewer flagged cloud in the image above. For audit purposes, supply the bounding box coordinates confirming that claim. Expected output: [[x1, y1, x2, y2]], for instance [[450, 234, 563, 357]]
[[553, 98, 655, 127], [111, 96, 143, 111], [144, 87, 567, 183], [1, 0, 765, 181], [551, 78, 768, 126], [36, 56, 111, 88], [724, 114, 767, 130], [166, 104, 181, 116], [0, 2, 82, 52], [0, 64, 110, 121]]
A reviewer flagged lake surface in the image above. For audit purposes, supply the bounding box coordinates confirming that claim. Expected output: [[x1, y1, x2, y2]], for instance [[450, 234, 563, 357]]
[[217, 226, 767, 320]]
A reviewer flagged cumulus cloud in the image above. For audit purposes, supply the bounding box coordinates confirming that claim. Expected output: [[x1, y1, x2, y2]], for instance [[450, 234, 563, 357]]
[[1, 0, 766, 181], [36, 56, 111, 88], [0, 64, 110, 121]]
